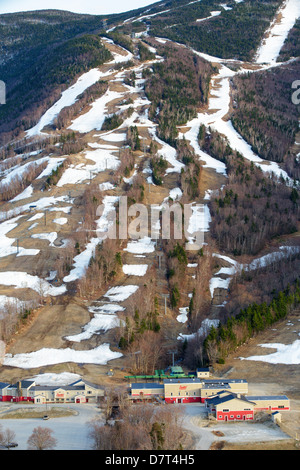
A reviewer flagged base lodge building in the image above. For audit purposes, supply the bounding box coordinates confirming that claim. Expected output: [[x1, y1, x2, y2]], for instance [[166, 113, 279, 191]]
[[130, 374, 290, 422], [0, 379, 104, 404]]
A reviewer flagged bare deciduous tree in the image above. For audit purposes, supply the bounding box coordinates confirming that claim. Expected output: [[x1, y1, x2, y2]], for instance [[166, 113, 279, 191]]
[[27, 426, 57, 450]]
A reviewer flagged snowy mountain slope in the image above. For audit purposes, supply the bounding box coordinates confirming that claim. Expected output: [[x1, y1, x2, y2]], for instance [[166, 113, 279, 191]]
[[0, 0, 299, 377]]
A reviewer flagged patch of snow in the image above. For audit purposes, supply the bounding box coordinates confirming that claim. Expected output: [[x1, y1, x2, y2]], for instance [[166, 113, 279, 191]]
[[26, 69, 111, 137], [11, 185, 33, 202], [0, 271, 66, 296], [0, 216, 40, 258], [32, 232, 57, 247], [168, 187, 183, 201], [177, 307, 189, 323], [28, 213, 44, 222], [196, 11, 221, 22], [240, 340, 300, 364], [31, 372, 81, 386], [57, 148, 119, 187], [69, 89, 125, 134], [3, 343, 122, 368], [178, 319, 220, 341], [63, 196, 118, 283], [99, 182, 115, 191], [36, 157, 66, 179], [65, 303, 125, 342], [255, 0, 300, 65], [124, 236, 156, 254], [53, 217, 68, 225], [103, 285, 139, 302], [209, 276, 231, 298], [122, 264, 148, 276]]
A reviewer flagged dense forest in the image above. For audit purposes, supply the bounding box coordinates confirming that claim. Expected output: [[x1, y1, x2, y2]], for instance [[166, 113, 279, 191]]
[[147, 0, 282, 61], [200, 129, 300, 255], [0, 33, 112, 141], [231, 59, 300, 178], [144, 42, 216, 145], [277, 17, 300, 62]]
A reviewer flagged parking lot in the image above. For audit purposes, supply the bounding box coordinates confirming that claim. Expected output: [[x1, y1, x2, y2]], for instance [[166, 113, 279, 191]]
[[0, 401, 293, 450], [0, 403, 102, 450]]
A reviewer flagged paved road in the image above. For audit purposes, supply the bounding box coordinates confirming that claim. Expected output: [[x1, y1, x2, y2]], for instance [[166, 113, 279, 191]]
[[180, 403, 291, 450], [0, 403, 102, 450]]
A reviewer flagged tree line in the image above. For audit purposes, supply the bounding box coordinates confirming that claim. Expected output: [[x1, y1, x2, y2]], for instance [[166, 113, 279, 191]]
[[203, 279, 300, 365], [148, 0, 281, 61], [231, 60, 300, 179], [144, 41, 215, 146], [201, 128, 300, 256]]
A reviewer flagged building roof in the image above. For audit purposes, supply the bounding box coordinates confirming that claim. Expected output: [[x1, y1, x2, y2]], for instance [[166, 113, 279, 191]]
[[164, 378, 201, 384], [131, 383, 164, 390], [169, 366, 184, 374], [203, 379, 247, 384], [69, 379, 104, 390], [207, 393, 254, 406], [0, 382, 10, 389], [30, 385, 85, 392], [10, 380, 35, 389], [247, 395, 289, 401]]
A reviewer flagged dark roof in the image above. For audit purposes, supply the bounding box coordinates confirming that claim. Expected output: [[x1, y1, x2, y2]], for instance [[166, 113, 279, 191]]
[[207, 393, 254, 406], [30, 385, 85, 392], [10, 380, 35, 389], [131, 383, 164, 389], [247, 395, 289, 401], [69, 379, 104, 389], [196, 368, 210, 372], [164, 378, 201, 384], [202, 383, 230, 389], [203, 379, 247, 384], [0, 382, 10, 389]]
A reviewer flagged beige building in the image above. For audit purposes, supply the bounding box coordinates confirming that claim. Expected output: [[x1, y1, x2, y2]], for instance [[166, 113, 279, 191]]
[[247, 395, 290, 412], [131, 383, 164, 400], [196, 368, 210, 379], [1, 379, 104, 404], [164, 378, 248, 404], [206, 393, 255, 421], [206, 392, 290, 421]]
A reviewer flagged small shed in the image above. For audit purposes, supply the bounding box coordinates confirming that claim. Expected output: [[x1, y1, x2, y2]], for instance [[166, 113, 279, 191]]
[[272, 411, 282, 424]]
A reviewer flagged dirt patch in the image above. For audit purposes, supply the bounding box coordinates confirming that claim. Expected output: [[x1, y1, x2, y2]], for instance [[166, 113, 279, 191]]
[[0, 406, 77, 419], [221, 439, 299, 451]]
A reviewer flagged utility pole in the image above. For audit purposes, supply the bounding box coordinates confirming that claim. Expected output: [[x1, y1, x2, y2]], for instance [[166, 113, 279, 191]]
[[161, 293, 169, 315], [168, 351, 176, 367], [157, 252, 163, 270]]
